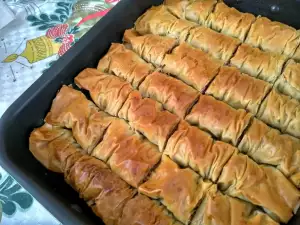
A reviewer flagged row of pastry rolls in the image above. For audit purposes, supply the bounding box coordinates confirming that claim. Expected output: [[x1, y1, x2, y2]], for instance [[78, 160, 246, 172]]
[[116, 33, 300, 188], [29, 122, 183, 225], [164, 0, 300, 61], [123, 29, 300, 139], [74, 67, 300, 224], [29, 120, 278, 225], [135, 4, 300, 102], [42, 83, 284, 224]]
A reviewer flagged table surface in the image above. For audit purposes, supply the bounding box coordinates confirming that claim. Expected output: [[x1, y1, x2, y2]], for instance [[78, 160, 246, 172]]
[[0, 0, 120, 224]]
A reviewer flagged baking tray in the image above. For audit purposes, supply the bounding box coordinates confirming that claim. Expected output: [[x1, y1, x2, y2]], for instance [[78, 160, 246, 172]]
[[0, 0, 300, 224]]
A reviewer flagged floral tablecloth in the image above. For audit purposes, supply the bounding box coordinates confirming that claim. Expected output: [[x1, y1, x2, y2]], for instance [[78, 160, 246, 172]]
[[0, 0, 119, 224]]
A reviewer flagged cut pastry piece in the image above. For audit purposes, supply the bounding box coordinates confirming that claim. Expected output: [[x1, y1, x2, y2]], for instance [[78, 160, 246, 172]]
[[185, 0, 217, 25], [75, 68, 133, 116], [206, 2, 255, 41], [119, 194, 183, 225], [135, 5, 197, 42], [139, 71, 200, 118], [119, 91, 180, 151], [245, 16, 300, 58], [92, 118, 161, 188], [164, 0, 217, 26], [239, 118, 300, 188], [123, 29, 178, 66], [274, 59, 300, 100], [230, 44, 287, 83], [29, 123, 82, 173], [139, 155, 212, 224], [97, 43, 154, 88], [257, 89, 300, 138], [161, 43, 222, 92], [191, 185, 279, 225], [29, 124, 136, 225], [186, 26, 241, 63], [186, 94, 252, 146], [218, 153, 300, 223], [165, 121, 237, 182], [206, 66, 271, 114], [44, 85, 113, 153]]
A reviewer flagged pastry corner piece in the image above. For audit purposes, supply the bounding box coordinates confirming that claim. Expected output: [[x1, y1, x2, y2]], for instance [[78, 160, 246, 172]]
[[29, 124, 136, 225], [218, 153, 300, 223], [139, 155, 212, 224], [191, 185, 279, 225]]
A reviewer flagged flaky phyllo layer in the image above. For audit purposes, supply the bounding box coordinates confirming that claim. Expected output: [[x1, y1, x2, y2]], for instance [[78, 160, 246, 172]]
[[29, 1, 300, 225]]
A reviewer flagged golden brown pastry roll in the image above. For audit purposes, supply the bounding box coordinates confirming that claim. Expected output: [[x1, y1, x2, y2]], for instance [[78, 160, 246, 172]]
[[186, 26, 241, 63], [165, 121, 237, 182], [29, 123, 82, 173], [230, 44, 287, 83], [97, 43, 154, 88], [206, 2, 255, 41], [218, 154, 300, 223], [206, 66, 271, 114], [123, 29, 178, 66], [44, 85, 112, 153], [29, 124, 136, 225], [185, 0, 217, 25], [245, 16, 300, 58], [239, 118, 300, 188], [191, 185, 279, 225], [134, 6, 197, 42], [119, 194, 183, 225], [257, 89, 300, 138], [186, 95, 252, 146], [92, 118, 161, 188], [75, 68, 133, 116], [119, 91, 180, 151], [274, 59, 300, 100], [139, 155, 212, 224], [139, 71, 199, 118], [161, 43, 222, 92], [163, 0, 190, 19]]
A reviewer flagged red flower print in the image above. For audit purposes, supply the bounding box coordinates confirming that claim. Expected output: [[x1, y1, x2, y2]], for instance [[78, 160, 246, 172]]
[[58, 43, 72, 56], [62, 34, 74, 44], [105, 0, 119, 3], [46, 24, 69, 39]]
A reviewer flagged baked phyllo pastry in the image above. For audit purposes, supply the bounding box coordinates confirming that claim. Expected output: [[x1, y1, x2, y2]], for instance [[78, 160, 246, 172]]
[[257, 89, 300, 138], [119, 91, 180, 150], [162, 43, 222, 92], [139, 71, 199, 118], [139, 155, 212, 224], [186, 26, 240, 63], [206, 66, 271, 114], [245, 16, 300, 58], [165, 121, 237, 182], [274, 59, 300, 101], [191, 185, 279, 225], [218, 153, 300, 223], [123, 29, 178, 66], [230, 44, 287, 84], [97, 43, 154, 88], [239, 118, 300, 188], [75, 68, 133, 116], [186, 94, 252, 146], [44, 85, 112, 153], [135, 5, 197, 42], [206, 2, 255, 41]]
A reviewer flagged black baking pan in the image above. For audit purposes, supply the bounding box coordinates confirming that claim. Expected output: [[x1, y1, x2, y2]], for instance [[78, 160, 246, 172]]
[[0, 0, 300, 224]]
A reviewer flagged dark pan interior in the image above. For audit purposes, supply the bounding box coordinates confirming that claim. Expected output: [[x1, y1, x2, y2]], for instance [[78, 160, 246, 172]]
[[0, 0, 300, 224]]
